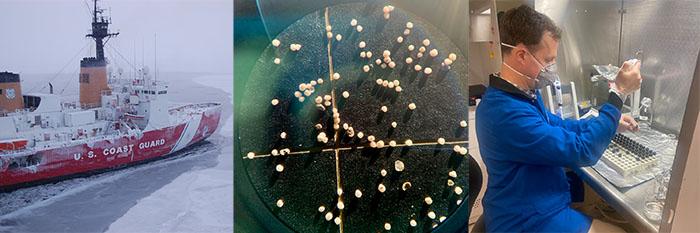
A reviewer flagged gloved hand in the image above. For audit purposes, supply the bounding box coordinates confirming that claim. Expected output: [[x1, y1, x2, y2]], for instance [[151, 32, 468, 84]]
[[614, 60, 642, 95], [617, 114, 640, 133]]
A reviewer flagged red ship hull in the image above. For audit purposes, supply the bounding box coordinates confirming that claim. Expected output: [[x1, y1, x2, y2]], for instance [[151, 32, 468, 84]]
[[0, 104, 222, 190]]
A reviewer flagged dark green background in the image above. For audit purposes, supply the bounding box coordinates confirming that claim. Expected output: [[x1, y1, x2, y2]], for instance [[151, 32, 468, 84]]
[[234, 1, 470, 232]]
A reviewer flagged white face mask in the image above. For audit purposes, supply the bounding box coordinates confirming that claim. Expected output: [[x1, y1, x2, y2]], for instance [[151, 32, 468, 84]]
[[501, 42, 559, 89]]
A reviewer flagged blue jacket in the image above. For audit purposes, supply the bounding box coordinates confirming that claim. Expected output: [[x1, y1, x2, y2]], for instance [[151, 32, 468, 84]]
[[475, 75, 623, 232]]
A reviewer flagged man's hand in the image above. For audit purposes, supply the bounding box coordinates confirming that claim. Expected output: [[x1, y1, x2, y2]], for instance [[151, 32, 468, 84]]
[[615, 61, 642, 95], [618, 115, 639, 133]]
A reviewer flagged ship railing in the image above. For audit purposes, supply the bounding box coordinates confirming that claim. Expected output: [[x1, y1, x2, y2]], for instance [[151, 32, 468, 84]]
[[62, 101, 86, 111], [80, 103, 102, 110], [109, 77, 161, 86], [33, 131, 124, 151], [108, 78, 137, 85], [0, 148, 34, 157], [2, 107, 36, 117], [168, 102, 220, 113]]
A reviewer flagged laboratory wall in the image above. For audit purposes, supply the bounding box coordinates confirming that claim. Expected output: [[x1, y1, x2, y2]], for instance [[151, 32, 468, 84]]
[[468, 0, 533, 86], [536, 0, 700, 134], [468, 0, 499, 86], [619, 0, 700, 133]]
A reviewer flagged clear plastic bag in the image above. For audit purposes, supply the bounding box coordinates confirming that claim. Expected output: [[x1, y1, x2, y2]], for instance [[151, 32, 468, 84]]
[[591, 58, 640, 82], [592, 64, 621, 82]]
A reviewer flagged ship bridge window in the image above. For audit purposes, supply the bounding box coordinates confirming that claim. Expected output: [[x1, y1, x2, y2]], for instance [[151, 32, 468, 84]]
[[137, 90, 156, 95], [158, 90, 167, 94], [23, 95, 41, 109]]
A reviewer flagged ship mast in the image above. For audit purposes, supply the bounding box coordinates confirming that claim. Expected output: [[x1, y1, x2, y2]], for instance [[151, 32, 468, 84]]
[[79, 0, 118, 108], [86, 0, 118, 61]]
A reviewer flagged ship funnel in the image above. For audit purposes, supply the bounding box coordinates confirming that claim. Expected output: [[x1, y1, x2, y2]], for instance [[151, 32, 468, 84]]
[[79, 58, 110, 108], [0, 72, 24, 113]]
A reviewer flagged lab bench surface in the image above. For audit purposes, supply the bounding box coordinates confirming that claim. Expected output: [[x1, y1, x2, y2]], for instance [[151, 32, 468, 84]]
[[575, 125, 678, 233]]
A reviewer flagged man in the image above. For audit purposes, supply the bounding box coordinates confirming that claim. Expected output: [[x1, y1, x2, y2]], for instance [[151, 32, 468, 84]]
[[475, 5, 641, 232]]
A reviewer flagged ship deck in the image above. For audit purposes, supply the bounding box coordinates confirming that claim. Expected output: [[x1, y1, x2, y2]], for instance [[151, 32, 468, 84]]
[[1, 102, 221, 158]]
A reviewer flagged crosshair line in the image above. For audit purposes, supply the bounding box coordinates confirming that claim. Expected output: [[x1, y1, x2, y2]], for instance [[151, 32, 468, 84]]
[[243, 140, 469, 159], [324, 6, 346, 233]]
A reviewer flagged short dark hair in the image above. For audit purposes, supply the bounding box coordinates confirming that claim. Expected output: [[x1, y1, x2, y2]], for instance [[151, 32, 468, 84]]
[[499, 5, 561, 54]]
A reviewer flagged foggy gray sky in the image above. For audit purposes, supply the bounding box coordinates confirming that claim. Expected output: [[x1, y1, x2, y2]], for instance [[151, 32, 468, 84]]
[[0, 0, 233, 75]]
